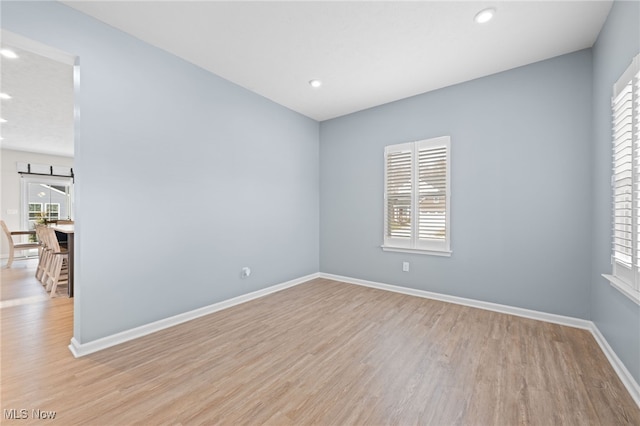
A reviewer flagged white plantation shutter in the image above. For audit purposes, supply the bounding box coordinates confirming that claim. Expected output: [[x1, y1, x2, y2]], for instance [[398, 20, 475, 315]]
[[418, 142, 448, 246], [608, 54, 640, 303], [635, 68, 640, 283], [612, 81, 634, 270], [385, 143, 413, 244], [384, 136, 451, 255]]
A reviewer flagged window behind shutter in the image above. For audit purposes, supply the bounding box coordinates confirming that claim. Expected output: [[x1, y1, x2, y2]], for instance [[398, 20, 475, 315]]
[[385, 144, 413, 243], [635, 69, 640, 288], [610, 55, 640, 297], [418, 145, 448, 242], [612, 81, 634, 269], [383, 137, 451, 255]]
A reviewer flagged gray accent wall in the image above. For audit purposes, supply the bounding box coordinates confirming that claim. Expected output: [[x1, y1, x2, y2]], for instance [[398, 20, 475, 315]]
[[3, 0, 638, 386], [320, 50, 593, 320], [2, 1, 319, 342], [591, 0, 640, 384]]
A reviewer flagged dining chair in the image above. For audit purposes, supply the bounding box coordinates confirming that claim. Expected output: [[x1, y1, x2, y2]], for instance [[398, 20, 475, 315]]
[[40, 227, 69, 297], [1, 219, 41, 268], [35, 225, 53, 283]]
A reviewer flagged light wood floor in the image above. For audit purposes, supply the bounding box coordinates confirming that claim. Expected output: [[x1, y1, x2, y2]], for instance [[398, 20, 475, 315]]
[[1, 258, 67, 304], [1, 263, 639, 425]]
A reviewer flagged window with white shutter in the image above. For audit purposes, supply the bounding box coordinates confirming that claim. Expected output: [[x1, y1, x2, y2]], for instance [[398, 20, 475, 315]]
[[383, 136, 451, 256], [604, 54, 640, 305]]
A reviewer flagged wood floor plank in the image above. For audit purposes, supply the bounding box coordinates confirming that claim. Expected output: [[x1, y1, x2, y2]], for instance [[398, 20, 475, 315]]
[[1, 266, 639, 425]]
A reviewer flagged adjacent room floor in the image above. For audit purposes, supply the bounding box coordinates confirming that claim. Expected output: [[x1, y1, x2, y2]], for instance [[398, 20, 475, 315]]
[[1, 262, 638, 425]]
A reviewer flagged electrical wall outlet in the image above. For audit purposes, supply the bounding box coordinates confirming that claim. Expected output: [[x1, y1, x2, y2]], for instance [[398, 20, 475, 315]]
[[402, 262, 410, 272]]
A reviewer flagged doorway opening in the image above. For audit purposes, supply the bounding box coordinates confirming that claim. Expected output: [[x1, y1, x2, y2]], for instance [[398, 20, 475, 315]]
[[22, 175, 74, 230]]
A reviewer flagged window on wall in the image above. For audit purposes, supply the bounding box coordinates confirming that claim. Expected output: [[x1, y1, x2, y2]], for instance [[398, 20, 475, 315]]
[[44, 203, 60, 220], [382, 136, 451, 256], [28, 203, 43, 221], [604, 54, 640, 305], [29, 202, 60, 221]]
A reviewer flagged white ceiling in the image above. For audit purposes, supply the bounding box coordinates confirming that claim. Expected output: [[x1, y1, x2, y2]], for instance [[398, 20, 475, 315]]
[[1, 33, 75, 157], [62, 0, 612, 121], [1, 1, 613, 157]]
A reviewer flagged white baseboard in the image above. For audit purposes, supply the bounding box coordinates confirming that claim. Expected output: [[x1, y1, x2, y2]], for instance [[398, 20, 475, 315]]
[[68, 272, 320, 358], [319, 272, 640, 408], [589, 323, 640, 407], [319, 273, 592, 329], [67, 270, 640, 408]]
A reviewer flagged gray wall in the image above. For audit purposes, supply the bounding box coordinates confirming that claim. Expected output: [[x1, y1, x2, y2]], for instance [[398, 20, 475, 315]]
[[3, 0, 637, 386], [2, 1, 319, 342], [320, 50, 593, 320], [591, 0, 640, 383]]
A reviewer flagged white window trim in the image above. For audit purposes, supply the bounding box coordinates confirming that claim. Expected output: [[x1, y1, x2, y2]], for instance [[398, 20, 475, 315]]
[[605, 53, 640, 306], [602, 274, 640, 305], [28, 202, 43, 221], [45, 203, 61, 220], [382, 136, 452, 256], [381, 245, 452, 257]]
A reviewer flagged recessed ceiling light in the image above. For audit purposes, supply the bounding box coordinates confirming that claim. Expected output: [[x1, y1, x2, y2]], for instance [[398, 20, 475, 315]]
[[474, 8, 496, 24], [0, 49, 18, 59], [309, 79, 322, 88], [0, 93, 12, 100]]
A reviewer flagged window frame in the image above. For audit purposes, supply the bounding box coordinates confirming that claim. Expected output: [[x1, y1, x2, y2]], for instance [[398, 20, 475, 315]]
[[44, 203, 60, 220], [28, 203, 43, 221], [603, 54, 640, 305], [21, 175, 74, 229], [382, 136, 452, 257]]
